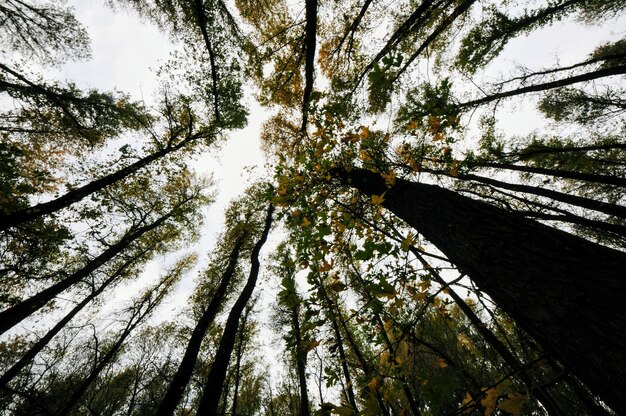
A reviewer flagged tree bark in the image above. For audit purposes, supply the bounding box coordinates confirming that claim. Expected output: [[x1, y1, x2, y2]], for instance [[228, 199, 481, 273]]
[[301, 0, 318, 131], [334, 168, 626, 415], [196, 205, 273, 415], [155, 235, 246, 416], [289, 302, 311, 416], [0, 247, 150, 389], [0, 207, 179, 335], [0, 130, 205, 230]]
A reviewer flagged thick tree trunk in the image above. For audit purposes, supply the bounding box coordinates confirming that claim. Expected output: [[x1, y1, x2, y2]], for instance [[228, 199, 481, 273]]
[[335, 168, 626, 415], [196, 205, 273, 415], [410, 248, 564, 415], [155, 235, 246, 416]]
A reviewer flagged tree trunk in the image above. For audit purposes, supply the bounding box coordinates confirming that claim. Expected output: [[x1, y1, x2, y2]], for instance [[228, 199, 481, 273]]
[[335, 168, 626, 415], [329, 314, 359, 413], [458, 64, 626, 109], [196, 205, 273, 415], [0, 131, 204, 230], [0, 208, 178, 335], [470, 161, 626, 187], [0, 247, 150, 389], [410, 248, 564, 415], [155, 235, 246, 416], [290, 302, 311, 416]]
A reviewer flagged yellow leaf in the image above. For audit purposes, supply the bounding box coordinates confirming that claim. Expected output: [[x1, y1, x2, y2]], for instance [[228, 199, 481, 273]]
[[460, 393, 474, 414], [381, 171, 396, 187], [436, 357, 448, 368], [371, 193, 386, 205], [302, 339, 320, 352], [291, 209, 301, 217], [480, 387, 500, 416], [406, 119, 419, 131], [359, 126, 370, 139], [302, 217, 311, 227], [401, 233, 416, 252], [367, 377, 379, 391], [497, 392, 527, 415], [450, 160, 459, 177]]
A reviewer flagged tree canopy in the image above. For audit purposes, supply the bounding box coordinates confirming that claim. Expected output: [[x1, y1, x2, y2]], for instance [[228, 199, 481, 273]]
[[1, 0, 625, 415]]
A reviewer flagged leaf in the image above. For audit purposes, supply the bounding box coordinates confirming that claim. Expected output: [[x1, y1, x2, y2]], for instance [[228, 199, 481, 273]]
[[371, 192, 386, 205], [436, 357, 448, 368], [480, 386, 499, 416], [497, 392, 527, 415], [301, 217, 311, 227], [302, 339, 320, 352]]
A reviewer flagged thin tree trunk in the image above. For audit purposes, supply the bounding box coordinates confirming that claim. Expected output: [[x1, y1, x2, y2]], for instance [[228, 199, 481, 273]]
[[318, 283, 390, 416], [329, 315, 359, 413], [155, 235, 247, 416], [53, 273, 173, 416], [290, 302, 311, 416], [0, 247, 150, 389], [196, 205, 273, 415], [301, 0, 318, 131], [458, 64, 626, 109], [193, 0, 221, 124], [470, 161, 626, 187], [0, 206, 181, 335], [457, 171, 626, 218], [0, 130, 205, 230], [334, 168, 626, 415]]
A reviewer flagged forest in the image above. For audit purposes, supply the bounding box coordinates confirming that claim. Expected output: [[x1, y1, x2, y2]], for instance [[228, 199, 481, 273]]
[[0, 0, 625, 415]]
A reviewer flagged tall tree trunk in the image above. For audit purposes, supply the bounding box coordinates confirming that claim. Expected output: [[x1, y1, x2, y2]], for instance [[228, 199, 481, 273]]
[[301, 0, 318, 131], [334, 168, 626, 415], [469, 161, 626, 187], [289, 302, 311, 416], [329, 313, 359, 413], [196, 205, 273, 415], [0, 130, 206, 230], [0, 206, 181, 335], [410, 248, 564, 415], [53, 272, 174, 416], [155, 235, 247, 416], [318, 283, 390, 416], [457, 64, 626, 109], [0, 247, 150, 389], [231, 307, 251, 416]]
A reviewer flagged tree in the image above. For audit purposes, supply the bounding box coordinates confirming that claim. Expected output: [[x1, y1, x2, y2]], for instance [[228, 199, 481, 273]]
[[2, 1, 626, 415], [197, 202, 273, 415]]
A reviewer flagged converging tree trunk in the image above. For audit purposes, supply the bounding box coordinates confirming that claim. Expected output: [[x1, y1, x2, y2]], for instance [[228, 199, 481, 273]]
[[196, 205, 273, 415], [155, 235, 247, 416], [0, 129, 208, 231], [335, 168, 626, 415], [0, 203, 183, 335]]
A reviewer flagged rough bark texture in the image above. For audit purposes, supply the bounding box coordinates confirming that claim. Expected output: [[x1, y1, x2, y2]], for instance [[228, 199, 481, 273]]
[[196, 205, 273, 415], [335, 168, 626, 415]]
